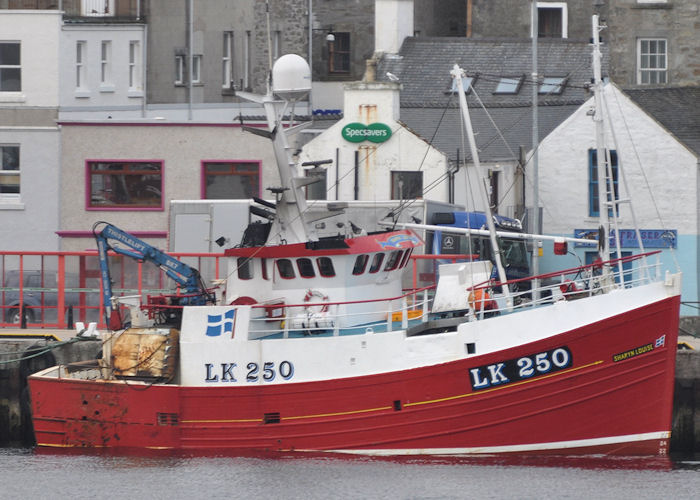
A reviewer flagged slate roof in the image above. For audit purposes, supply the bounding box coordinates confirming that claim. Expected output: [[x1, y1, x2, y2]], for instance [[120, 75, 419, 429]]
[[622, 87, 700, 158], [376, 37, 607, 162]]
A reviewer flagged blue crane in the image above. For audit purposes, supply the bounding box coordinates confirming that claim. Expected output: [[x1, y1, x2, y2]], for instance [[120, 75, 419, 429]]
[[93, 222, 216, 327]]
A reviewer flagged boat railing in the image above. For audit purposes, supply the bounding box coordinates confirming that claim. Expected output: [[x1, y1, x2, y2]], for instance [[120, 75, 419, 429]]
[[246, 286, 434, 339], [467, 251, 663, 319]]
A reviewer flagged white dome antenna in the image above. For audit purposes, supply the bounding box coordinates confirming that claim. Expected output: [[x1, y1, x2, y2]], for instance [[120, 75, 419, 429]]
[[272, 54, 311, 102]]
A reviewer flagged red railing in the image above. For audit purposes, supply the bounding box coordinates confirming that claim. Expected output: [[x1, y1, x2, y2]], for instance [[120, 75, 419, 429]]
[[0, 250, 475, 330], [0, 250, 224, 329]]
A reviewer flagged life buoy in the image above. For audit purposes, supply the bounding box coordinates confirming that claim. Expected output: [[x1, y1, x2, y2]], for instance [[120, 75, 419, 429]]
[[468, 288, 495, 312], [303, 289, 329, 314]]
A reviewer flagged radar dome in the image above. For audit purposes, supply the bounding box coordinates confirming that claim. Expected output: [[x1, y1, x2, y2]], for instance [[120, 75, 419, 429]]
[[272, 54, 311, 101]]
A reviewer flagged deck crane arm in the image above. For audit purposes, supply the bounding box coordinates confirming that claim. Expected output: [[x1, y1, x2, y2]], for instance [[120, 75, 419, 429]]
[[93, 221, 215, 326]]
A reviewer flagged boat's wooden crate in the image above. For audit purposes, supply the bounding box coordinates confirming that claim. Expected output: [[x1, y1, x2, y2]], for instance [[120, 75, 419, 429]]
[[111, 327, 179, 381]]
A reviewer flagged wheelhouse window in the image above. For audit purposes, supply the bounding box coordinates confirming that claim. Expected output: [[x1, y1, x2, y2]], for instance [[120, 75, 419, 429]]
[[203, 161, 260, 199], [296, 258, 315, 278], [369, 253, 385, 273], [316, 257, 335, 277], [328, 32, 350, 74], [391, 171, 423, 200], [352, 254, 369, 275], [87, 161, 163, 209], [588, 149, 619, 217], [0, 145, 20, 198], [0, 42, 21, 92], [399, 248, 413, 269], [384, 250, 402, 271], [237, 257, 253, 280], [276, 259, 295, 279], [638, 39, 667, 85]]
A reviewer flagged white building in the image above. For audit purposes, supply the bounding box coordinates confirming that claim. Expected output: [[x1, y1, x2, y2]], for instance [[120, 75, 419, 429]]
[[536, 83, 699, 314], [299, 80, 449, 204], [0, 10, 62, 251]]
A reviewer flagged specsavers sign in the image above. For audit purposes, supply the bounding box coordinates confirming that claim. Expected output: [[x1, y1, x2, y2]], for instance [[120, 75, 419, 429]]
[[341, 122, 392, 143]]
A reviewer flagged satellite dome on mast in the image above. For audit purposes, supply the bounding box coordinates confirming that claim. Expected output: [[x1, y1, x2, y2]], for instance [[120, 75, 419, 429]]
[[272, 54, 311, 102]]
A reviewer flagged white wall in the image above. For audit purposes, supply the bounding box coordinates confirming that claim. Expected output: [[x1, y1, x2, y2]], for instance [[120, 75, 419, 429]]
[[0, 11, 61, 107], [300, 81, 449, 202], [0, 127, 60, 251], [60, 25, 146, 111], [535, 83, 699, 310], [375, 0, 415, 54], [537, 84, 697, 235]]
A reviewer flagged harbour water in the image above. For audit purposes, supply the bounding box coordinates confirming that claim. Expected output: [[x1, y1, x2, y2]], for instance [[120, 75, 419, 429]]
[[1, 448, 698, 499]]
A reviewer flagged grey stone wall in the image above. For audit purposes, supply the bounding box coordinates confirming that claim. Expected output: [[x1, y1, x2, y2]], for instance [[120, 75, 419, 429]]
[[606, 0, 700, 86]]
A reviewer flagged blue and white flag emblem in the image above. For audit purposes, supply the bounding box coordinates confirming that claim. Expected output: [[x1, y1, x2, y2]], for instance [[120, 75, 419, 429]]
[[206, 309, 236, 337], [654, 335, 666, 348]]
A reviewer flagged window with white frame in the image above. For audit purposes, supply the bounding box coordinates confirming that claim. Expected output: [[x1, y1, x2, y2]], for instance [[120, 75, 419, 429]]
[[175, 55, 185, 85], [222, 31, 234, 89], [192, 55, 202, 84], [128, 41, 141, 90], [82, 0, 115, 16], [0, 42, 21, 92], [536, 2, 568, 39], [0, 145, 20, 198], [449, 75, 475, 94], [638, 38, 667, 84], [76, 41, 87, 89], [100, 41, 111, 85], [244, 31, 251, 90], [272, 31, 281, 62], [539, 76, 566, 94]]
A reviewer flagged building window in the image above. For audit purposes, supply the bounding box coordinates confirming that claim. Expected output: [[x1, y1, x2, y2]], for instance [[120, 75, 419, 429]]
[[0, 145, 20, 198], [537, 2, 568, 38], [76, 41, 87, 89], [175, 55, 185, 85], [192, 55, 202, 84], [272, 31, 281, 62], [244, 31, 251, 90], [305, 170, 327, 200], [202, 161, 260, 199], [0, 42, 21, 92], [449, 75, 475, 94], [222, 31, 234, 89], [539, 76, 566, 94], [638, 39, 667, 85], [100, 41, 111, 85], [87, 161, 163, 209], [329, 32, 350, 73], [391, 171, 423, 200], [129, 41, 141, 89], [588, 149, 619, 217], [494, 76, 523, 94], [82, 0, 115, 16]]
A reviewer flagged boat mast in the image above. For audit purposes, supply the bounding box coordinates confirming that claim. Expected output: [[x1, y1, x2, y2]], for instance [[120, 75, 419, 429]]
[[591, 15, 613, 274], [451, 65, 511, 304]]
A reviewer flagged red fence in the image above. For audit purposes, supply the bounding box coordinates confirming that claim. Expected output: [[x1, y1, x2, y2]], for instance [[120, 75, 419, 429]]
[[0, 251, 471, 330]]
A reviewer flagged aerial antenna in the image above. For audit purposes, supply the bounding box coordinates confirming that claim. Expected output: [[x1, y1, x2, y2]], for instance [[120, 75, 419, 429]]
[[266, 0, 273, 91]]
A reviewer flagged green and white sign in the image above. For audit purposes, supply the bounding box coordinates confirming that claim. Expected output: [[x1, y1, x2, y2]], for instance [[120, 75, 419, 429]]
[[341, 122, 392, 143]]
